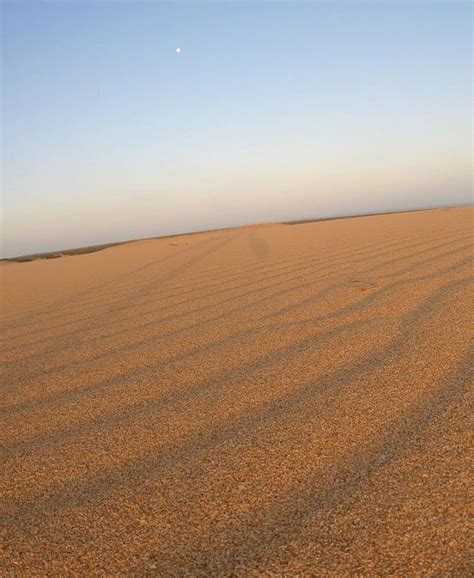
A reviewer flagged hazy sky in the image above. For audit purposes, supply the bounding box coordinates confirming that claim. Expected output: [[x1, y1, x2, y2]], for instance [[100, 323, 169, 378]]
[[2, 1, 472, 257]]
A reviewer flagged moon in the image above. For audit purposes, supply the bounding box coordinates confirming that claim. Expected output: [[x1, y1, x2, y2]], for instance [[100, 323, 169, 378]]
[[176, 47, 182, 53]]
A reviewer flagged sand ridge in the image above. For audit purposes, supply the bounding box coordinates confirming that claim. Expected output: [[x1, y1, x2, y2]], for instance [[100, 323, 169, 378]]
[[1, 207, 473, 575]]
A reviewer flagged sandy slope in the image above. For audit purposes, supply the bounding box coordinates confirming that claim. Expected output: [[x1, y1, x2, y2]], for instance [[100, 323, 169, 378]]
[[1, 207, 472, 576]]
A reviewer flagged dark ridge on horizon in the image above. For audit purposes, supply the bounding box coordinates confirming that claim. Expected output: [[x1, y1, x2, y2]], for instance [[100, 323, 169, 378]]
[[0, 227, 240, 263], [2, 203, 469, 263], [281, 204, 468, 225]]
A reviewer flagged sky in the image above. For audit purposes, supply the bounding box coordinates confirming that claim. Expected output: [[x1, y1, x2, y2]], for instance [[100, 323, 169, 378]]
[[1, 0, 472, 257]]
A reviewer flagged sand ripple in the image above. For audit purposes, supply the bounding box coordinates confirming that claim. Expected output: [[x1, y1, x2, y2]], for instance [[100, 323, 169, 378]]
[[1, 208, 472, 575]]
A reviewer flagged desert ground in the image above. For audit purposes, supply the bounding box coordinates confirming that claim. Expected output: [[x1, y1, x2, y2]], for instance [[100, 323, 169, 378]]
[[1, 207, 472, 576]]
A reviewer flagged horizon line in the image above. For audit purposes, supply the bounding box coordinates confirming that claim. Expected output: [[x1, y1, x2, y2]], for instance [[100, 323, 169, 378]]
[[2, 201, 471, 263]]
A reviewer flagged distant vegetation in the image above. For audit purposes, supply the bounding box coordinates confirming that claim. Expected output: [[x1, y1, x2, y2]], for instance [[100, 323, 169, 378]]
[[0, 242, 125, 263]]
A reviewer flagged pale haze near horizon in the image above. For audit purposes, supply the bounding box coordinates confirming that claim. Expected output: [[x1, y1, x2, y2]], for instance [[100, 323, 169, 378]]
[[1, 1, 472, 257]]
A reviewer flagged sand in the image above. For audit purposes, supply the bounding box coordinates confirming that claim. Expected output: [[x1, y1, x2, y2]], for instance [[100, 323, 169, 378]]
[[1, 207, 473, 576]]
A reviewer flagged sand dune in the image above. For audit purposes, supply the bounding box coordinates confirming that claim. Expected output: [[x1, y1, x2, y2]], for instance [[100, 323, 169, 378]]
[[1, 207, 472, 576]]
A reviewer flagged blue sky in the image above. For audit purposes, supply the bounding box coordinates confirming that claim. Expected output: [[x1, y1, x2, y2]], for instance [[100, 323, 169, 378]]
[[2, 0, 472, 256]]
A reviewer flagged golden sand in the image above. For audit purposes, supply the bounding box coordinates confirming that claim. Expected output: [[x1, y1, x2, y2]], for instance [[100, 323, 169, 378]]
[[1, 207, 472, 575]]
